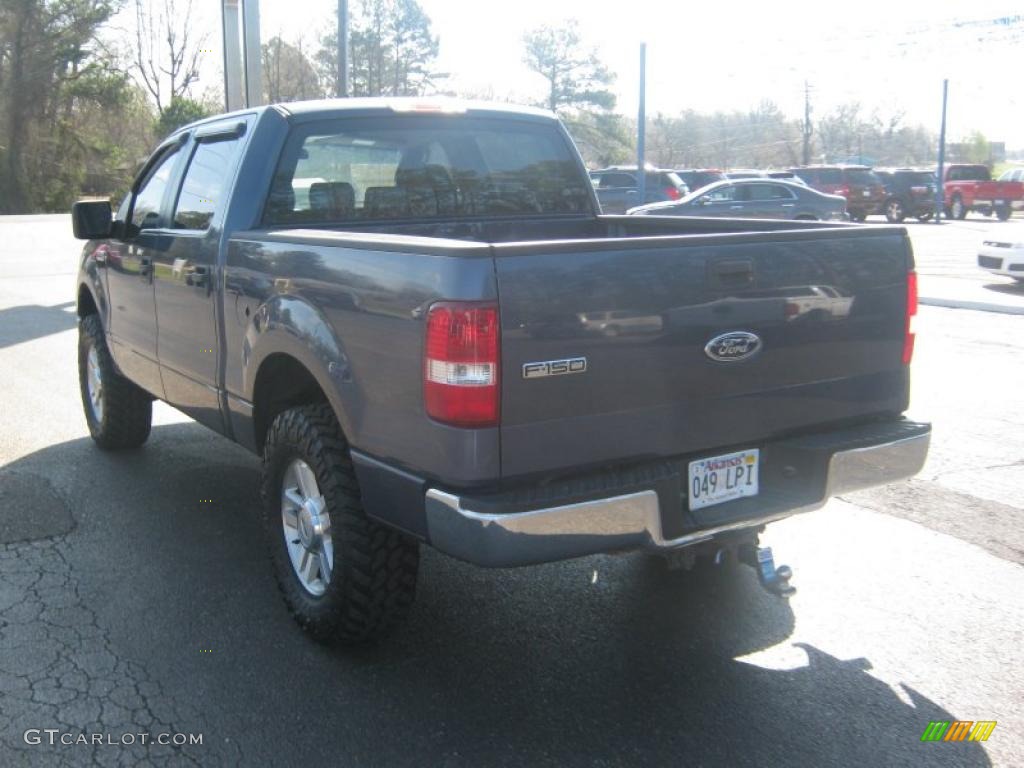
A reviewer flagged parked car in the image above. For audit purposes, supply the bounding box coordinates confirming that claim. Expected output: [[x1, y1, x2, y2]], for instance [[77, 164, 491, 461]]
[[977, 224, 1024, 282], [874, 168, 937, 223], [674, 168, 726, 193], [589, 167, 689, 213], [789, 165, 886, 222], [71, 98, 928, 645], [628, 178, 847, 221], [997, 168, 1024, 183], [943, 164, 1024, 221]]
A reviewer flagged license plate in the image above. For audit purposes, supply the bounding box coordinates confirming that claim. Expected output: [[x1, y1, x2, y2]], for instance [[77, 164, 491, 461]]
[[688, 449, 760, 511], [995, 199, 1005, 206], [862, 190, 870, 197]]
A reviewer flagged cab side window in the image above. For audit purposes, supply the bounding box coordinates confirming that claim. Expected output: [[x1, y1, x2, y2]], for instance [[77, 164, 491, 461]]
[[131, 149, 180, 230], [173, 137, 242, 230]]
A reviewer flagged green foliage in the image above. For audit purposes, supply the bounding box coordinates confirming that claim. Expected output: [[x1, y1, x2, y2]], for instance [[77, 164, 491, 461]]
[[963, 131, 992, 164], [263, 37, 321, 103], [154, 96, 210, 139], [316, 0, 444, 97], [522, 21, 616, 114], [0, 0, 150, 212]]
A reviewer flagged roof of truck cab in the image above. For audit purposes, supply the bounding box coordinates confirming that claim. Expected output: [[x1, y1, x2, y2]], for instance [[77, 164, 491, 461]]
[[169, 98, 559, 141], [274, 97, 558, 122]]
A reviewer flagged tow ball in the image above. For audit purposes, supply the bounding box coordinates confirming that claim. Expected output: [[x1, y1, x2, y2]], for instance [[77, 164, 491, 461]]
[[739, 543, 796, 598]]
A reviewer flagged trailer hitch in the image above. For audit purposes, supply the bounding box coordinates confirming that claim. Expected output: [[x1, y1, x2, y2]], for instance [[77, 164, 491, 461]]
[[739, 544, 796, 598]]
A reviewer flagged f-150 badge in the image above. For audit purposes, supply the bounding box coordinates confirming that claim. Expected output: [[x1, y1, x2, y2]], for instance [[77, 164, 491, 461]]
[[704, 332, 762, 362], [522, 357, 587, 379]]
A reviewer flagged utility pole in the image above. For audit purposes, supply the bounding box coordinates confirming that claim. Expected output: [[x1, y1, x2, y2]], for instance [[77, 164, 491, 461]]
[[637, 43, 647, 206], [337, 0, 349, 97], [934, 79, 948, 224], [801, 81, 813, 165]]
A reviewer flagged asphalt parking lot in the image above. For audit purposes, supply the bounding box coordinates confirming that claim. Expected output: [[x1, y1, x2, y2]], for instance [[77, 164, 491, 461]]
[[1, 214, 1021, 767]]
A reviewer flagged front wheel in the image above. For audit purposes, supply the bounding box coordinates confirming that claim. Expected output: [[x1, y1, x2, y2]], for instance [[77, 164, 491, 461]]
[[261, 403, 419, 644], [996, 206, 1012, 221], [951, 196, 967, 220], [78, 314, 152, 450]]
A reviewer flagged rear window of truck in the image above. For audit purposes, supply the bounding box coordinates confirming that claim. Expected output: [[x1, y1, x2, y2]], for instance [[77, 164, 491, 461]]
[[263, 116, 592, 224]]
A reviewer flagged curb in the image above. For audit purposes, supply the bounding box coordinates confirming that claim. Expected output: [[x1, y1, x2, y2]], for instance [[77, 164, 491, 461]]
[[920, 297, 1024, 316]]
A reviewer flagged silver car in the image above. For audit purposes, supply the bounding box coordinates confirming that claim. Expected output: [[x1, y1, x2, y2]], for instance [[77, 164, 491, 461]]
[[628, 179, 848, 221]]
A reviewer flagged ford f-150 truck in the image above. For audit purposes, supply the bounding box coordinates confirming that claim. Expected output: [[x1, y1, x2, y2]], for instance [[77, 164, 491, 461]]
[[943, 163, 1024, 221], [71, 99, 930, 645]]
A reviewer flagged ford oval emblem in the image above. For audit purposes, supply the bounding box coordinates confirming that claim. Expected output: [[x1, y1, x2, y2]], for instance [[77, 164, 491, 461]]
[[704, 331, 762, 362]]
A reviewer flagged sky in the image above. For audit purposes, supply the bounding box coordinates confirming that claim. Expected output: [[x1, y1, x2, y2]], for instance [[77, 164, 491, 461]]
[[169, 0, 1024, 149]]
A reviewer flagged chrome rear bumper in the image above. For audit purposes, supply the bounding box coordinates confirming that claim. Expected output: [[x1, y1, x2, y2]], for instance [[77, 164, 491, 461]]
[[424, 421, 930, 567]]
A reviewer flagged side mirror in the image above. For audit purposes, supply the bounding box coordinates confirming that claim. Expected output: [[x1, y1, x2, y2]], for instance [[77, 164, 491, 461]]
[[71, 200, 113, 240]]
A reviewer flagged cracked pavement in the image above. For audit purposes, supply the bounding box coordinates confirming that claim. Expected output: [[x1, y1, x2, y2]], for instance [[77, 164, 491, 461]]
[[0, 214, 1021, 767]]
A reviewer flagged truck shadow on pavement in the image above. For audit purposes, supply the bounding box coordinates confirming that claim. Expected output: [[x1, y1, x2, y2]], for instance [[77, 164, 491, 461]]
[[0, 423, 992, 768], [0, 301, 77, 350]]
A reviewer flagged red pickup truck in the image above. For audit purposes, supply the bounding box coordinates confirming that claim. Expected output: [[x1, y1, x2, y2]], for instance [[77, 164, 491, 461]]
[[943, 164, 1024, 221]]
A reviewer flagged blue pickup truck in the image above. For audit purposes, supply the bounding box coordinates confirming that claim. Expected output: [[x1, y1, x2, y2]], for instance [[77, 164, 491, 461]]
[[71, 99, 930, 645]]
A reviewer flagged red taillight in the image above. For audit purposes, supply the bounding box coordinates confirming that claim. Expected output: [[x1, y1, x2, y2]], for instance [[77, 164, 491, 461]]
[[424, 302, 500, 427], [834, 186, 850, 198], [664, 186, 682, 200], [903, 271, 917, 365]]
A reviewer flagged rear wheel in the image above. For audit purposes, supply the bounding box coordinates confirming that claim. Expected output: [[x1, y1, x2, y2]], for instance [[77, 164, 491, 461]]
[[850, 211, 867, 222], [951, 195, 967, 220], [261, 403, 419, 644], [884, 198, 906, 223], [917, 212, 933, 222], [78, 314, 152, 450], [996, 206, 1012, 221]]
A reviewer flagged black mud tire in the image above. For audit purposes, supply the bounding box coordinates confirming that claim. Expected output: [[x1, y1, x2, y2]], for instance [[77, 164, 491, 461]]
[[261, 403, 419, 645], [849, 211, 867, 222], [917, 212, 933, 222], [996, 206, 1012, 222], [951, 195, 967, 220], [78, 313, 152, 450]]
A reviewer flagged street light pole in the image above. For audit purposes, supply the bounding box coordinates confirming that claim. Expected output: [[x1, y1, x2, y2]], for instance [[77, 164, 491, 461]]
[[637, 43, 647, 206], [933, 79, 948, 224], [338, 0, 349, 97]]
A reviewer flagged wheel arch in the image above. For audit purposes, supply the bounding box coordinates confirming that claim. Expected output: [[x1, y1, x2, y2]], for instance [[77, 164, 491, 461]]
[[245, 295, 356, 454]]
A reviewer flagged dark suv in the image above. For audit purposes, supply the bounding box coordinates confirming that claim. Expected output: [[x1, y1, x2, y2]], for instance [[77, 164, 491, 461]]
[[874, 169, 937, 223], [674, 169, 726, 193], [789, 165, 886, 221], [589, 167, 689, 214]]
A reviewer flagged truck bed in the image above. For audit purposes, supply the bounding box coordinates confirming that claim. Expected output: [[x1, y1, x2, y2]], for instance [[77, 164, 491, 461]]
[[229, 214, 913, 490]]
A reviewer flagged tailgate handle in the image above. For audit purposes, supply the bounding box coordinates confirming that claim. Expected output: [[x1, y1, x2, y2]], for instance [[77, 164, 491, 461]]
[[711, 259, 754, 285]]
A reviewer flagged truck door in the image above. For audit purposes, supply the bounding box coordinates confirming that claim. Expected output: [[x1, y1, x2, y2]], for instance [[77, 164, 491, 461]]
[[151, 120, 247, 433], [105, 141, 186, 398]]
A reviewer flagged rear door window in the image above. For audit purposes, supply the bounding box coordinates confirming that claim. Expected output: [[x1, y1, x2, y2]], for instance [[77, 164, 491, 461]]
[[746, 183, 795, 200], [598, 172, 637, 188], [817, 169, 843, 185], [173, 135, 243, 230]]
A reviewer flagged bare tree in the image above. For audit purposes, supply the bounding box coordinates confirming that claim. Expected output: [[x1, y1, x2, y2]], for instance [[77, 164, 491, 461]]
[[131, 0, 205, 114]]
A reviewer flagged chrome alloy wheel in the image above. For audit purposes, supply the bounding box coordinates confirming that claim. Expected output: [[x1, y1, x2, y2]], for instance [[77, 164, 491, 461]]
[[281, 459, 334, 596], [86, 345, 104, 423]]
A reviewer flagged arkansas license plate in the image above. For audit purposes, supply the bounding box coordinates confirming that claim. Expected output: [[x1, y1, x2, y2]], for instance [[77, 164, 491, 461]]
[[688, 449, 759, 511], [995, 199, 1006, 206]]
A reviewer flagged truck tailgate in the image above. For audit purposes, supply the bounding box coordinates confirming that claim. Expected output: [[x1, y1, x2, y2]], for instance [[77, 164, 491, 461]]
[[494, 230, 912, 479]]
